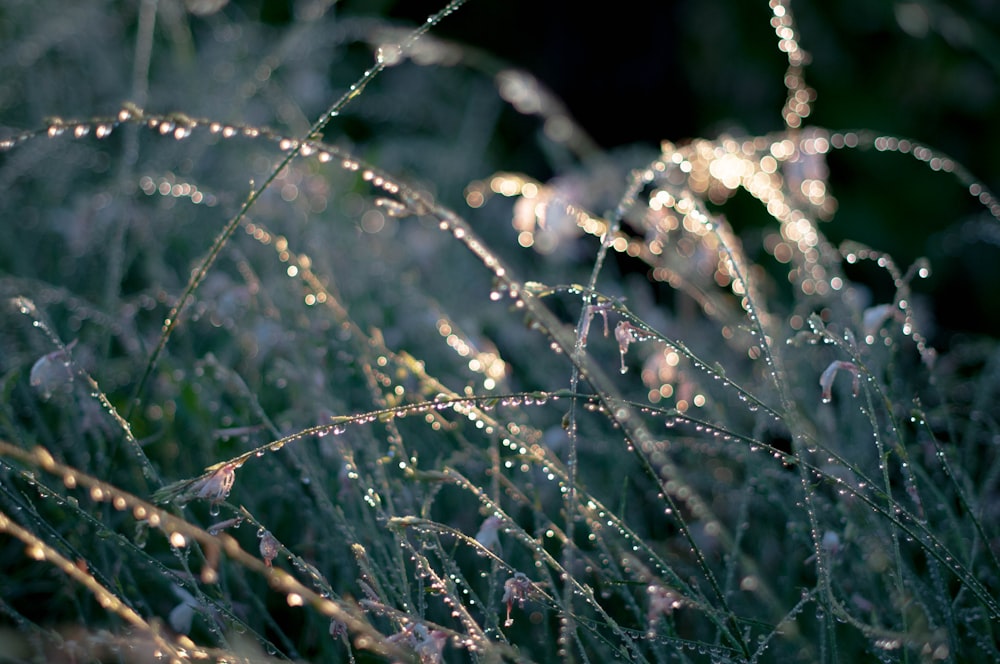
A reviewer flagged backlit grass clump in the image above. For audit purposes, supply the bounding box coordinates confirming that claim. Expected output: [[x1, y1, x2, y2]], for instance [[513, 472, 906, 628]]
[[1, 1, 998, 662]]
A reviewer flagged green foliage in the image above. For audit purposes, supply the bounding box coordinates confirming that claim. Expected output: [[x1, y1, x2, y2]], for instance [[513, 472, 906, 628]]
[[1, 1, 999, 662]]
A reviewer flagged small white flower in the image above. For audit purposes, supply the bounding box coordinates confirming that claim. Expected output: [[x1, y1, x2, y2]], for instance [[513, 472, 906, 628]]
[[819, 360, 860, 403], [329, 619, 348, 639], [152, 463, 237, 508], [192, 463, 236, 504], [387, 623, 448, 664], [821, 530, 841, 555], [862, 303, 896, 341], [168, 602, 195, 635], [474, 515, 502, 554], [29, 340, 77, 401], [579, 301, 614, 346], [646, 584, 684, 633], [615, 321, 642, 374], [167, 585, 198, 634], [502, 572, 534, 627]]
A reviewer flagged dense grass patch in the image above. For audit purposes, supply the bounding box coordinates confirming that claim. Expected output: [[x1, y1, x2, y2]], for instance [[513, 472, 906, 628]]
[[1, 1, 998, 662]]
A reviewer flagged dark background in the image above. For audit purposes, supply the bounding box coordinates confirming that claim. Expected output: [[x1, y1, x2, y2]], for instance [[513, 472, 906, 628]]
[[364, 0, 1000, 341]]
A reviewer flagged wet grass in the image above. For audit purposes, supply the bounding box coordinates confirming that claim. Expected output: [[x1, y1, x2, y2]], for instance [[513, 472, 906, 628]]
[[1, 1, 999, 662]]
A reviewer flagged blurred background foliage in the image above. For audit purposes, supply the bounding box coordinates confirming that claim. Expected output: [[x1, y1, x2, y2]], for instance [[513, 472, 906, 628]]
[[381, 0, 1000, 340], [3, 0, 999, 338]]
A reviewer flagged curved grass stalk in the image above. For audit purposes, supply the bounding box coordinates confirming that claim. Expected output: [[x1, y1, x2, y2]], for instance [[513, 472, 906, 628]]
[[0, 440, 415, 660], [124, 0, 471, 421]]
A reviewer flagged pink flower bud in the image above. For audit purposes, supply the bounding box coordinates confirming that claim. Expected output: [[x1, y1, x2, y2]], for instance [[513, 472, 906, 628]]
[[260, 530, 279, 567]]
